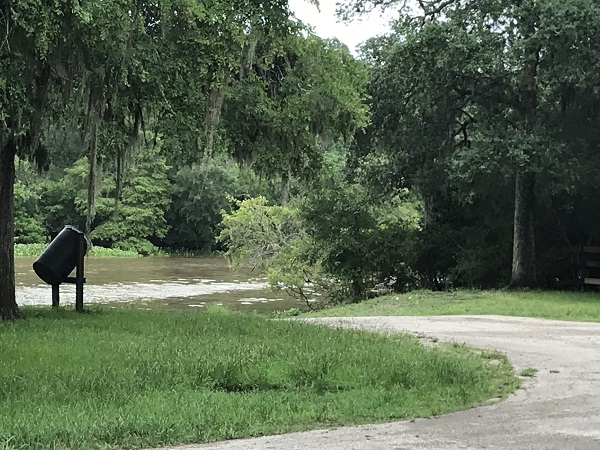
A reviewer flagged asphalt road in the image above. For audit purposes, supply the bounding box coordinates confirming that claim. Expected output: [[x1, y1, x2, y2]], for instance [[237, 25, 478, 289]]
[[154, 315, 600, 450]]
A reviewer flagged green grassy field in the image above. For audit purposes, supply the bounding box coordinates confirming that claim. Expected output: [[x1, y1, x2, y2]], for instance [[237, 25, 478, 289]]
[[0, 307, 517, 449], [310, 289, 600, 321], [15, 243, 139, 258]]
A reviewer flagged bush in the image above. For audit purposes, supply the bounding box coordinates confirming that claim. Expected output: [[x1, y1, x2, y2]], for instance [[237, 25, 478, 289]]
[[166, 158, 274, 252], [218, 189, 420, 307], [219, 196, 303, 268], [302, 179, 420, 301], [14, 180, 47, 244], [218, 196, 328, 307], [91, 147, 171, 252]]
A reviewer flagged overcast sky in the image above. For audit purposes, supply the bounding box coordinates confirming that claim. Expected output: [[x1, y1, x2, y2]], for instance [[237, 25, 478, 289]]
[[288, 0, 395, 53]]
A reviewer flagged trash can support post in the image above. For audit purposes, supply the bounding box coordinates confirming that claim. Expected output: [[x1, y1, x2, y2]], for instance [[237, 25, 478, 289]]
[[75, 233, 85, 312], [32, 225, 88, 309], [52, 285, 59, 308]]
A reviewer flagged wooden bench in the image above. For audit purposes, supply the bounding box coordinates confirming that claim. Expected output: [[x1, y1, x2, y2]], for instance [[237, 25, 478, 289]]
[[579, 246, 600, 287]]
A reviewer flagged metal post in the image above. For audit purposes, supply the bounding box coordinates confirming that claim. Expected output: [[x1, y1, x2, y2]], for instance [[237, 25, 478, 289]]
[[75, 233, 85, 312], [52, 285, 59, 307]]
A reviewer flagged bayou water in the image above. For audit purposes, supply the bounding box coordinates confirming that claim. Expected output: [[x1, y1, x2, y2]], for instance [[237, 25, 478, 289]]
[[15, 256, 300, 312]]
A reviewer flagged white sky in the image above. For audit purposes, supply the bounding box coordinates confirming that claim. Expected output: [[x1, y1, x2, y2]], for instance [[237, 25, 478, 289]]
[[289, 0, 395, 53]]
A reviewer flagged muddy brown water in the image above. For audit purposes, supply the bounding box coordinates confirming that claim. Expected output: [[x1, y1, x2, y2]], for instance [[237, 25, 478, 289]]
[[15, 256, 302, 312]]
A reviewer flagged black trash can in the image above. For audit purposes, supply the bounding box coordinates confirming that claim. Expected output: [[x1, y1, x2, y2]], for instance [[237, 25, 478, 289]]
[[33, 226, 88, 285]]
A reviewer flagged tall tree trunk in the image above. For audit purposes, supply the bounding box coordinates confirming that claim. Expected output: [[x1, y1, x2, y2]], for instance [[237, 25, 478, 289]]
[[509, 3, 540, 289], [85, 87, 105, 236], [204, 87, 224, 157], [281, 172, 290, 204], [509, 171, 537, 289], [0, 138, 20, 319], [86, 119, 99, 235]]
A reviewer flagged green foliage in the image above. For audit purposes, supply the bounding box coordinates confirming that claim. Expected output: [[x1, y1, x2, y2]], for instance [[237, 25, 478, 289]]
[[520, 368, 538, 378], [91, 147, 171, 255], [29, 148, 171, 255], [14, 244, 47, 257], [302, 172, 420, 301], [352, 0, 600, 288], [15, 0, 600, 306], [267, 232, 329, 306], [13, 180, 46, 244], [218, 165, 422, 305], [38, 158, 89, 234], [86, 246, 140, 258], [0, 307, 517, 449], [1, 0, 370, 314], [223, 34, 369, 180], [166, 156, 274, 252], [219, 196, 304, 269], [218, 196, 327, 305]]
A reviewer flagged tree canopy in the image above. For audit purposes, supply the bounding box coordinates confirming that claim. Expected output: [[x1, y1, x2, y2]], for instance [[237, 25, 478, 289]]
[[6, 0, 600, 317], [1, 0, 368, 318], [352, 0, 600, 288]]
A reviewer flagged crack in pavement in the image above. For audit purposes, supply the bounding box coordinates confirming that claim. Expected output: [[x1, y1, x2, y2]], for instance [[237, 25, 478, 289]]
[[152, 315, 600, 450]]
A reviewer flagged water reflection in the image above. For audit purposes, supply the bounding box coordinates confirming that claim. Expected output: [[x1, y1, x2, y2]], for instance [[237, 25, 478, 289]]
[[15, 256, 300, 312]]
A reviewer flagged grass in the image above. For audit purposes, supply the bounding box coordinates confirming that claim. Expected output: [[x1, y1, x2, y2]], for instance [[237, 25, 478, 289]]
[[0, 307, 517, 450], [310, 289, 600, 322], [520, 368, 538, 377], [15, 243, 139, 258], [87, 246, 140, 257]]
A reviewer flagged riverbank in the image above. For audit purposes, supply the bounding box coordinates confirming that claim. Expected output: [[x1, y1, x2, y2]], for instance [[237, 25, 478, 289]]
[[309, 289, 600, 322], [14, 243, 216, 258], [0, 307, 517, 450], [15, 243, 139, 257]]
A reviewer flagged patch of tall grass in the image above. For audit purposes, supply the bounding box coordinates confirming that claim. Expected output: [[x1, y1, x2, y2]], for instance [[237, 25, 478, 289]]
[[15, 243, 139, 258], [87, 246, 139, 257], [311, 289, 600, 322], [13, 243, 47, 257], [0, 308, 517, 449]]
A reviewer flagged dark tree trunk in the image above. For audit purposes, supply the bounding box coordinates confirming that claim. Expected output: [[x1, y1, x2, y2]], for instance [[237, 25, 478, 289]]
[[0, 138, 20, 319], [281, 172, 290, 204], [86, 120, 98, 235], [509, 4, 540, 290], [509, 171, 537, 289]]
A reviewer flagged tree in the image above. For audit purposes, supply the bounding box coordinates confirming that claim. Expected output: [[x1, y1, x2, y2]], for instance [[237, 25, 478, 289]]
[[91, 146, 171, 254], [223, 33, 369, 194], [1, 0, 307, 318], [1, 0, 66, 318], [218, 147, 421, 306], [302, 163, 420, 300], [165, 156, 273, 252], [348, 0, 600, 288], [14, 161, 46, 244]]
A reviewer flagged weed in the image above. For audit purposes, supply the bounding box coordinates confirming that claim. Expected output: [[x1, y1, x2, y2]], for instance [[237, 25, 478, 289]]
[[520, 368, 538, 377]]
